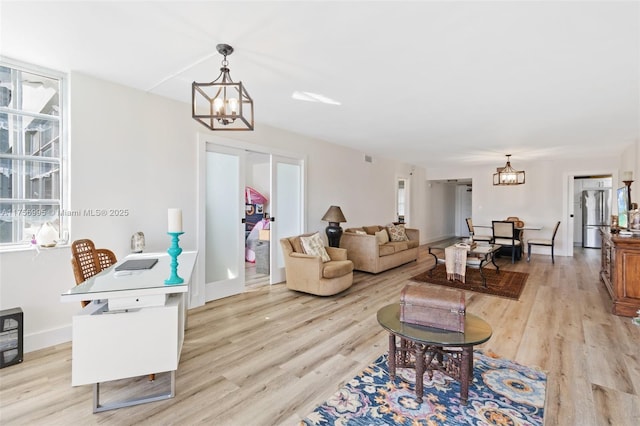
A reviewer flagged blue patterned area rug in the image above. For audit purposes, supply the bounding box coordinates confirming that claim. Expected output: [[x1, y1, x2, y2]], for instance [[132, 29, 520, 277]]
[[301, 351, 546, 425]]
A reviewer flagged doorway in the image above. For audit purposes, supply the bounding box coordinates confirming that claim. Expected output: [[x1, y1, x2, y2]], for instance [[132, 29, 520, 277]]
[[199, 138, 305, 303], [244, 152, 271, 289]]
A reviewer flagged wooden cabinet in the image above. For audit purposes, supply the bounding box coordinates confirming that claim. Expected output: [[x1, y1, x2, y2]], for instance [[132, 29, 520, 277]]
[[600, 230, 640, 317]]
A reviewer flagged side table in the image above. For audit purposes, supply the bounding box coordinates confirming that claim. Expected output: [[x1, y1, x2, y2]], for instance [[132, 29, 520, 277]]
[[377, 303, 492, 405]]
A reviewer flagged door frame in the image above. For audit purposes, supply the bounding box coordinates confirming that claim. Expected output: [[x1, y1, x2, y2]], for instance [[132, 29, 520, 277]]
[[270, 155, 306, 284], [194, 133, 306, 307], [395, 175, 411, 225], [562, 169, 618, 258]]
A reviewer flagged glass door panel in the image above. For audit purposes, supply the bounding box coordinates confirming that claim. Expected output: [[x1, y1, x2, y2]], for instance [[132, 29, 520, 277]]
[[270, 156, 303, 284], [204, 145, 245, 301]]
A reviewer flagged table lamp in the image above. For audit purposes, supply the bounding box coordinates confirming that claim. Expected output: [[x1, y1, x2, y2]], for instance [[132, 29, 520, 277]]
[[321, 205, 347, 248]]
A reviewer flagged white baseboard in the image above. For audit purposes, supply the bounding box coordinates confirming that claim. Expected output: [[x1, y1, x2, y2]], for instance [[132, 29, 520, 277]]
[[24, 325, 72, 353]]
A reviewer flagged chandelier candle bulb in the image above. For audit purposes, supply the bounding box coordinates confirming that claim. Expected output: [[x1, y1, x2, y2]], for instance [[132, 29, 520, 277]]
[[168, 208, 183, 233]]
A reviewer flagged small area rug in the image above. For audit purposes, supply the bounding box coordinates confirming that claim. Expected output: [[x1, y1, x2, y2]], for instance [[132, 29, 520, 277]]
[[301, 351, 546, 426], [411, 264, 528, 300]]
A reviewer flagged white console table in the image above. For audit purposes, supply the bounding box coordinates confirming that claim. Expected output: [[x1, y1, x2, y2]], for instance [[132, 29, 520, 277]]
[[60, 250, 197, 413]]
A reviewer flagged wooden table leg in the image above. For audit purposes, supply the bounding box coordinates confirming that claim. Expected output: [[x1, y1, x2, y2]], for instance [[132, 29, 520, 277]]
[[460, 347, 473, 405], [388, 334, 396, 380], [414, 344, 425, 403]]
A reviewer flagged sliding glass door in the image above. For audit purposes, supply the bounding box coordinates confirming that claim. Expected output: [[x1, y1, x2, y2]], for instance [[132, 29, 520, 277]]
[[270, 155, 303, 283], [204, 144, 245, 301]]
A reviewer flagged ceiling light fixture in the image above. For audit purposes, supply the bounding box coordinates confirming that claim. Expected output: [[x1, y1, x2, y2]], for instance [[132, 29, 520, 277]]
[[493, 154, 525, 186], [192, 43, 254, 131]]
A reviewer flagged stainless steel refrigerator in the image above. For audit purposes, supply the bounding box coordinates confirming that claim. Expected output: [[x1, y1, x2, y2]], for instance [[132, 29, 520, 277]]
[[582, 189, 611, 248]]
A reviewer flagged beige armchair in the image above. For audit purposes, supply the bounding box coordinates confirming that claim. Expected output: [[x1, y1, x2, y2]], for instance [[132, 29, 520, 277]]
[[280, 234, 354, 296]]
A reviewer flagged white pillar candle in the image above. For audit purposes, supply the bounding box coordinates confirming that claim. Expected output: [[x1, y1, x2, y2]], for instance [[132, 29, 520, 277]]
[[168, 208, 183, 233]]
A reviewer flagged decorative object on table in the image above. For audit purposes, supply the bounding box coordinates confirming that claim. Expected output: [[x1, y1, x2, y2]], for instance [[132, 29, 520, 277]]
[[632, 310, 640, 326], [400, 283, 465, 332], [617, 185, 630, 229], [629, 208, 640, 231], [611, 215, 619, 229], [321, 205, 347, 248], [165, 208, 184, 285], [622, 171, 633, 207], [411, 264, 528, 300], [36, 221, 58, 247], [192, 43, 254, 131], [301, 351, 546, 426], [130, 231, 145, 253], [493, 154, 525, 185]]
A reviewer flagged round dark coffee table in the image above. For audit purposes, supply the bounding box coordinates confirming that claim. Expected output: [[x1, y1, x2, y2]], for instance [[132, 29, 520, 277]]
[[377, 303, 492, 405]]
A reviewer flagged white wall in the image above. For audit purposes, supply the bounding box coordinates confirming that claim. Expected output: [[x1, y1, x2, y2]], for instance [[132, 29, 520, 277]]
[[0, 73, 425, 352]]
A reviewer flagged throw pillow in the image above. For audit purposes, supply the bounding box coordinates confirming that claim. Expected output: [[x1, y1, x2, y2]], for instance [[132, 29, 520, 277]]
[[354, 230, 367, 235], [386, 223, 409, 241], [300, 232, 331, 262], [363, 225, 381, 235], [375, 229, 390, 244]]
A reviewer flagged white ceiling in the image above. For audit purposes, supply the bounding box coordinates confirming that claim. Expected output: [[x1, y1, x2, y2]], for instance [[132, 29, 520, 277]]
[[1, 1, 638, 168]]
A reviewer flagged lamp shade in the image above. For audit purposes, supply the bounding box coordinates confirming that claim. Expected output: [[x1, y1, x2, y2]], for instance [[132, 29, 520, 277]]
[[321, 206, 346, 223]]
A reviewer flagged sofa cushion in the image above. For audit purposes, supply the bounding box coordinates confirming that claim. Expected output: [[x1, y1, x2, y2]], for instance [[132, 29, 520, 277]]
[[387, 241, 409, 252], [323, 260, 354, 278], [354, 230, 367, 235], [379, 244, 396, 256], [300, 232, 331, 262], [289, 232, 317, 253], [386, 223, 409, 241], [345, 227, 365, 234], [288, 236, 305, 253], [364, 225, 381, 235], [375, 229, 390, 244]]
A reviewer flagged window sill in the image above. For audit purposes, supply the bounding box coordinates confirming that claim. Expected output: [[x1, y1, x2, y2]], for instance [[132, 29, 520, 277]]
[[0, 243, 70, 254]]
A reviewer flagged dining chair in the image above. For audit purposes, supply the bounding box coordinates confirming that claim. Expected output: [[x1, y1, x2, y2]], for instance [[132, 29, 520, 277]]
[[505, 216, 525, 246], [465, 218, 492, 242], [71, 239, 117, 307], [492, 220, 522, 263], [527, 221, 561, 264]]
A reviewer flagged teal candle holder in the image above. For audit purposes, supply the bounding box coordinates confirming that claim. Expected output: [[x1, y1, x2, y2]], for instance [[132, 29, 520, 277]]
[[165, 231, 184, 285]]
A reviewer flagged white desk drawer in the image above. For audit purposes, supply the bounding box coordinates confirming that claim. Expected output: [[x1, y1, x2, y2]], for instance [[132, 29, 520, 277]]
[[108, 294, 167, 310]]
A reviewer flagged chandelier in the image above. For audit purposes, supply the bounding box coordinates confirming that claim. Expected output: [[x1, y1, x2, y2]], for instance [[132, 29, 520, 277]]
[[192, 44, 254, 131], [493, 155, 525, 186]]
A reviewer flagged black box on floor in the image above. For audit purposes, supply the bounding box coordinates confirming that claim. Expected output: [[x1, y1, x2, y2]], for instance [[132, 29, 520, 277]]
[[0, 307, 23, 368]]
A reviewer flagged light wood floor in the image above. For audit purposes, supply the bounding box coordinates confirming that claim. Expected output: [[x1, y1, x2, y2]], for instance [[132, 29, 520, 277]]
[[1, 246, 639, 425]]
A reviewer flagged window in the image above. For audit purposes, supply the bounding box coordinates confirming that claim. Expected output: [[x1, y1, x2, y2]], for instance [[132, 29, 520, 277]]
[[0, 61, 65, 246]]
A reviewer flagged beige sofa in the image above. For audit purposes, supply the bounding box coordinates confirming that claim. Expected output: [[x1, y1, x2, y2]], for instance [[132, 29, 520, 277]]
[[340, 225, 419, 273], [280, 234, 354, 296]]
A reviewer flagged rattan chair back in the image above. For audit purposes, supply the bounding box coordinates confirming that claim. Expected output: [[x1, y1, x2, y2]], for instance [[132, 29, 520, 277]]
[[71, 239, 117, 307]]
